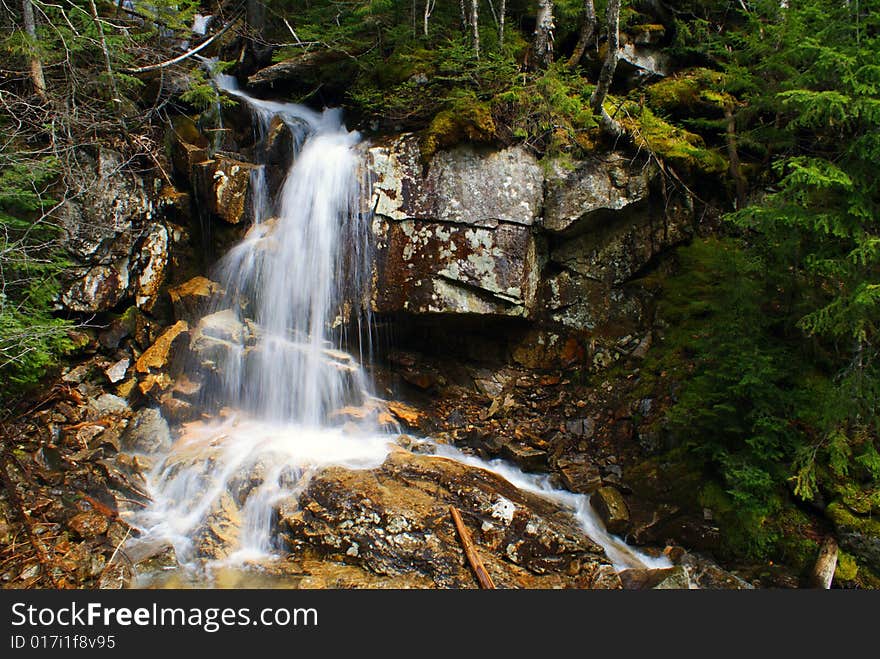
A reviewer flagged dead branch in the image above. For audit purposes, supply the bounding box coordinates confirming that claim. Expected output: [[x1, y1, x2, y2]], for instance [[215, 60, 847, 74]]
[[449, 506, 496, 589], [123, 16, 240, 74]]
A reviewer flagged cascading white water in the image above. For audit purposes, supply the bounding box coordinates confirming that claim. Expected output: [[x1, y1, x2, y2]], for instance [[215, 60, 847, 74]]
[[129, 75, 668, 579]]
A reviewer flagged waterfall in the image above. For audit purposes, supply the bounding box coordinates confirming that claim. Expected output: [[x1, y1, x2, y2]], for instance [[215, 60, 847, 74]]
[[200, 73, 377, 425], [128, 76, 668, 579]]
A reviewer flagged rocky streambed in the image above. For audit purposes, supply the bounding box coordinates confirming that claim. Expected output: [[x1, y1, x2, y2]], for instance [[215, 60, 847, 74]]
[[0, 322, 754, 589]]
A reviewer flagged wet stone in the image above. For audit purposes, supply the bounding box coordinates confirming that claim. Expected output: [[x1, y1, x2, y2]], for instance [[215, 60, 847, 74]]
[[120, 408, 172, 454], [68, 511, 109, 539], [591, 486, 631, 535]]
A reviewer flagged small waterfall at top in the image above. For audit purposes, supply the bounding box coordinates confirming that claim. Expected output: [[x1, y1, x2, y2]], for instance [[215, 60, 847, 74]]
[[204, 75, 374, 424], [129, 74, 668, 581]]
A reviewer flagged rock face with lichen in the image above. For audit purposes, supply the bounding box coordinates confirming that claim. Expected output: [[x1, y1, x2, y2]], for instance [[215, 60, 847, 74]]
[[58, 149, 177, 313], [367, 135, 544, 317], [192, 155, 260, 226], [365, 135, 692, 348]]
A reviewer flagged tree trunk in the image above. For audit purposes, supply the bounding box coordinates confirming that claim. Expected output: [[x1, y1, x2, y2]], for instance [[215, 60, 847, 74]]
[[20, 0, 46, 99], [589, 0, 623, 137], [725, 106, 748, 209], [246, 0, 265, 40], [566, 0, 596, 69], [810, 537, 839, 589], [533, 0, 555, 68], [470, 0, 480, 59], [423, 0, 435, 37], [499, 0, 506, 47], [88, 0, 120, 107]]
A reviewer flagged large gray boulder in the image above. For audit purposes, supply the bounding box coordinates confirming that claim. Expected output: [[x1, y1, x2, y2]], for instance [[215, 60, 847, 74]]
[[369, 134, 543, 226], [543, 153, 655, 234], [57, 149, 172, 313], [120, 407, 172, 454], [366, 135, 691, 336], [367, 135, 545, 317]]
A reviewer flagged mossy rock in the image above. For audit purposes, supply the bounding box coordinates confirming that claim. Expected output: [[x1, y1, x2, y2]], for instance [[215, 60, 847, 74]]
[[827, 500, 880, 574], [827, 500, 880, 537], [646, 68, 731, 115], [835, 551, 859, 582], [621, 105, 727, 175], [626, 23, 667, 45], [854, 564, 880, 589], [420, 98, 497, 164], [376, 48, 437, 88], [828, 481, 880, 516]]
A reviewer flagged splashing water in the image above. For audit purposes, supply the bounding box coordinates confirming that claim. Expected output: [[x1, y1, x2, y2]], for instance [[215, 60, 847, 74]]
[[129, 75, 668, 580]]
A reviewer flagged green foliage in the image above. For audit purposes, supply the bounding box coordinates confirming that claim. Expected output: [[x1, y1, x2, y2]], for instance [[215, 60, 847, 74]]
[[646, 239, 803, 539], [722, 1, 880, 512], [181, 62, 238, 112], [0, 158, 75, 395]]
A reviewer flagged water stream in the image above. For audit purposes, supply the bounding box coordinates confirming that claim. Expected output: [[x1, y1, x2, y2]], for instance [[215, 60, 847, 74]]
[[128, 75, 669, 583]]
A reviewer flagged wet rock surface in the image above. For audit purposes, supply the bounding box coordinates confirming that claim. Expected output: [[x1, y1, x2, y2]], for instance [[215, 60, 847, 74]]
[[121, 408, 172, 454], [278, 449, 616, 588], [192, 154, 260, 225], [591, 486, 631, 535]]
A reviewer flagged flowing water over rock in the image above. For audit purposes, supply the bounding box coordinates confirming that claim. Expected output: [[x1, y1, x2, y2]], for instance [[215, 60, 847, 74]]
[[127, 76, 669, 586]]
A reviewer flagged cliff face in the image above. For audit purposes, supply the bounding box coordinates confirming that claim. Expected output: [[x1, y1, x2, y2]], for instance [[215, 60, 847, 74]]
[[365, 136, 692, 361]]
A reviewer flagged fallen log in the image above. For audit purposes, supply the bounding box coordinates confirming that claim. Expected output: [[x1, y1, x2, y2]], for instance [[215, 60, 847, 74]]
[[449, 506, 495, 589], [810, 536, 839, 589]]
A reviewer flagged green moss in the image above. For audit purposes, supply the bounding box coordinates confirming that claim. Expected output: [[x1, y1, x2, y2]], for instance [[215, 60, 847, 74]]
[[835, 551, 859, 582], [621, 105, 727, 174], [698, 481, 736, 516], [855, 565, 880, 589], [827, 500, 880, 536], [420, 96, 497, 164], [624, 448, 704, 507], [646, 68, 729, 115], [828, 482, 880, 515], [630, 23, 667, 35]]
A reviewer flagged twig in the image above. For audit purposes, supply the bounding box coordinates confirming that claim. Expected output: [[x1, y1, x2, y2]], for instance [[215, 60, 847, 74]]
[[123, 16, 240, 74], [98, 524, 132, 585], [449, 506, 496, 589]]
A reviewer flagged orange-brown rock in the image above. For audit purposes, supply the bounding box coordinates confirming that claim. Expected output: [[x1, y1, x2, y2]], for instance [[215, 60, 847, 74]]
[[278, 449, 617, 589], [386, 401, 422, 428], [135, 320, 189, 374], [68, 511, 109, 539]]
